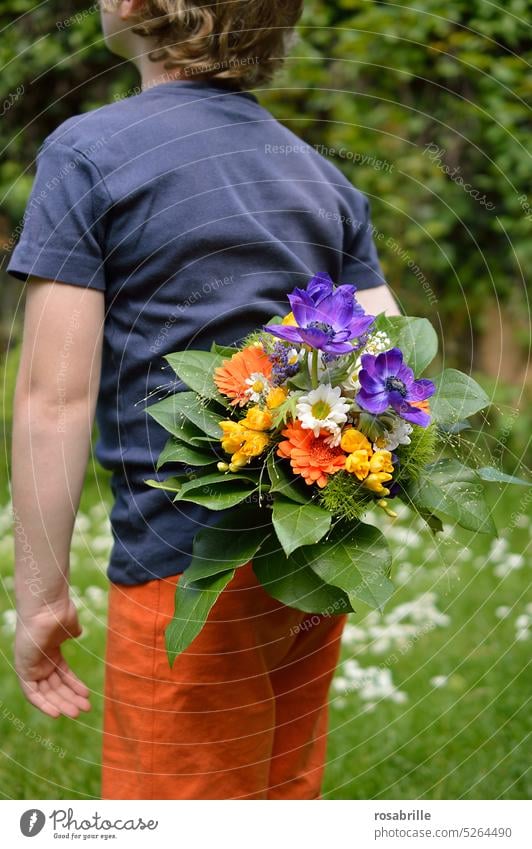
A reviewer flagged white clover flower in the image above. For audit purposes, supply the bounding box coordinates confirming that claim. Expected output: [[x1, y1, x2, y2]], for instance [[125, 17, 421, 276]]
[[244, 371, 271, 403], [364, 330, 392, 357], [430, 675, 449, 688], [1, 609, 16, 636], [296, 383, 350, 438], [374, 418, 413, 452]]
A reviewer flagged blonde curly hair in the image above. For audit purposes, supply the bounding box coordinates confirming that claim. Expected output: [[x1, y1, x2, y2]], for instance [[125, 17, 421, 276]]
[[102, 0, 304, 88]]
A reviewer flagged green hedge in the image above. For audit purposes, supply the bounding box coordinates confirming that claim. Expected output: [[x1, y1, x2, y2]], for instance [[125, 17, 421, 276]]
[[1, 0, 530, 362]]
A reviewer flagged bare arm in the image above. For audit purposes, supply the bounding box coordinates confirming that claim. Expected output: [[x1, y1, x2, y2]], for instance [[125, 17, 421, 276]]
[[356, 284, 401, 317], [12, 278, 104, 718]]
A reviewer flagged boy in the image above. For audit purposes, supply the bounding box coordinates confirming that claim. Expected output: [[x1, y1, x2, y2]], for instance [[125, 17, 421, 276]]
[[9, 0, 399, 800]]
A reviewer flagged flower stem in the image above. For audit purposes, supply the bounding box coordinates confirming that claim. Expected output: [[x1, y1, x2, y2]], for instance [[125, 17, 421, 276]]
[[311, 348, 319, 389]]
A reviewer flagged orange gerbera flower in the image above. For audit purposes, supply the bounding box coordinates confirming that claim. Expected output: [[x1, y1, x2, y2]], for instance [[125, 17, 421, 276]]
[[277, 419, 346, 488], [213, 344, 273, 407]]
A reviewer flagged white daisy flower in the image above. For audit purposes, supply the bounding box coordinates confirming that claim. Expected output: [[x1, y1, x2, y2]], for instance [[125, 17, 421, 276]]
[[323, 428, 343, 448], [296, 384, 350, 438], [244, 372, 271, 403], [375, 418, 413, 451]]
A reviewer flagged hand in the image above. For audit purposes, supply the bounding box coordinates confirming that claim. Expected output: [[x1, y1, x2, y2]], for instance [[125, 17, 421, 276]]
[[15, 597, 91, 719]]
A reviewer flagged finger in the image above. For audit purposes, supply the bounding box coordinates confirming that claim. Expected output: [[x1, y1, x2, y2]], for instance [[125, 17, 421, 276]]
[[21, 680, 61, 719], [56, 659, 90, 698], [38, 678, 80, 718], [48, 670, 91, 712]]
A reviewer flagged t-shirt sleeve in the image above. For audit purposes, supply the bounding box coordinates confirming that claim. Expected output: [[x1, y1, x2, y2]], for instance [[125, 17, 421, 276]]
[[7, 138, 109, 291], [341, 194, 386, 290]]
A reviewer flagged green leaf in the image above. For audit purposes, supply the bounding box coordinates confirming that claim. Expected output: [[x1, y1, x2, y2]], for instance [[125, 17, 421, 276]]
[[144, 475, 188, 493], [210, 341, 240, 358], [165, 350, 225, 400], [252, 534, 353, 614], [178, 471, 259, 493], [437, 420, 472, 434], [272, 496, 332, 557], [271, 390, 305, 427], [146, 396, 210, 445], [148, 391, 223, 438], [376, 315, 439, 375], [407, 458, 496, 534], [175, 473, 259, 509], [156, 437, 217, 470], [410, 505, 444, 535], [430, 370, 491, 423], [286, 370, 312, 391], [174, 392, 225, 438], [476, 467, 531, 486], [165, 570, 235, 664], [181, 506, 273, 584], [302, 521, 395, 612], [266, 452, 311, 505]]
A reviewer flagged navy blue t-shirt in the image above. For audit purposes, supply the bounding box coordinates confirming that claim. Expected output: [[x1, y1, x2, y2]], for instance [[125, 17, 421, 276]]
[[8, 78, 387, 585]]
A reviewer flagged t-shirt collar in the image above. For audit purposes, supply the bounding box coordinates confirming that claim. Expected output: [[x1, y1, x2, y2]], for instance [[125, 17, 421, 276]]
[[142, 77, 259, 104]]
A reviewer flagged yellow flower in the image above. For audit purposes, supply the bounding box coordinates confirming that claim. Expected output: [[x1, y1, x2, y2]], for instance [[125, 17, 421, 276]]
[[242, 406, 273, 431], [340, 428, 373, 455], [219, 420, 247, 454], [344, 449, 372, 481], [229, 451, 249, 470], [363, 471, 393, 496], [281, 311, 297, 326], [369, 450, 394, 475], [219, 420, 241, 436], [242, 432, 270, 458], [266, 386, 288, 409], [360, 450, 394, 495]]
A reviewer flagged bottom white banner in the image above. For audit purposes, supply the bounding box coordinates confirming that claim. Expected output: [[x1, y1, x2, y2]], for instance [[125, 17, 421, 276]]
[[3, 799, 530, 848]]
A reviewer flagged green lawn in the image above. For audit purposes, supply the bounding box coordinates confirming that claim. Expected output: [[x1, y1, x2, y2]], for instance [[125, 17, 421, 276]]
[[0, 475, 530, 800]]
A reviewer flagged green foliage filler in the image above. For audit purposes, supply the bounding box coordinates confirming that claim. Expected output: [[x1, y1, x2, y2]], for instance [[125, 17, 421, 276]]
[[395, 422, 439, 486], [317, 470, 374, 522]]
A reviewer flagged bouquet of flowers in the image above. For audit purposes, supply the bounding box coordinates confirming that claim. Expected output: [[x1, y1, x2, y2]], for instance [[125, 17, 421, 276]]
[[146, 273, 529, 664]]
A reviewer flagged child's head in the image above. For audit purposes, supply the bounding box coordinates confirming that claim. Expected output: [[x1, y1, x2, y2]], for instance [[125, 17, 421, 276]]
[[100, 0, 304, 88]]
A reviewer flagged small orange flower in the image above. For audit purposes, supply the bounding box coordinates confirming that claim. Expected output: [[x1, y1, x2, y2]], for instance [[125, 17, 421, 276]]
[[214, 345, 273, 407], [410, 399, 431, 415], [277, 419, 346, 488]]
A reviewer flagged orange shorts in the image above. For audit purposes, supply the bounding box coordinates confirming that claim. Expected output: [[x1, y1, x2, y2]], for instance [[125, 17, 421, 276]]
[[101, 561, 347, 800]]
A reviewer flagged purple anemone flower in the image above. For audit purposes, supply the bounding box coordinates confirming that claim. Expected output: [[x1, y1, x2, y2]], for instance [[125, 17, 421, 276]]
[[356, 348, 436, 427], [263, 272, 375, 355]]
